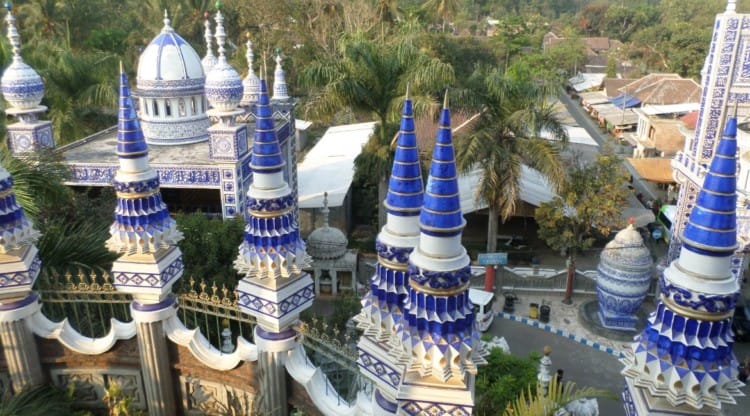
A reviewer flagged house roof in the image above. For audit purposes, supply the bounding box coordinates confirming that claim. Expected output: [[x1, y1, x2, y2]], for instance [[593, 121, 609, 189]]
[[681, 111, 699, 129], [618, 74, 700, 105], [626, 158, 675, 183], [603, 78, 636, 97]]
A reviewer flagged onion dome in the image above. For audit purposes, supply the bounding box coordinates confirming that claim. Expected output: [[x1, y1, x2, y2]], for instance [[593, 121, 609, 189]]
[[272, 49, 289, 101], [234, 79, 309, 279], [201, 12, 217, 73], [106, 68, 183, 255], [136, 11, 205, 96], [307, 193, 348, 259], [240, 36, 260, 106], [1, 2, 44, 110], [401, 93, 485, 383], [204, 10, 242, 112], [596, 220, 652, 330], [0, 164, 40, 253]]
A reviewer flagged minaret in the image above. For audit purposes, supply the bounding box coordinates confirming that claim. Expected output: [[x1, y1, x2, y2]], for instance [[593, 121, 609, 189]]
[[395, 93, 486, 414], [204, 6, 248, 218], [272, 48, 290, 102], [0, 144, 44, 393], [235, 79, 313, 416], [670, 0, 749, 275], [109, 66, 184, 415], [1, 1, 54, 155], [240, 34, 261, 108], [201, 12, 217, 74], [622, 112, 744, 415], [354, 89, 424, 415]]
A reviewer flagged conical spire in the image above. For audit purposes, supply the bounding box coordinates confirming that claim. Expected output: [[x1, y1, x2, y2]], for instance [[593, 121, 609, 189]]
[[272, 48, 289, 101], [106, 66, 183, 255], [241, 33, 261, 106], [399, 91, 485, 384], [0, 163, 40, 253], [201, 12, 217, 73], [680, 114, 738, 255], [1, 1, 44, 110], [385, 86, 423, 217], [419, 92, 465, 239], [621, 111, 743, 412], [234, 79, 310, 279]]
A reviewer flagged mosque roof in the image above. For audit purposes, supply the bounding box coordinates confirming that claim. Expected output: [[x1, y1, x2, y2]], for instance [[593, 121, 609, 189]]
[[136, 11, 205, 95], [307, 193, 348, 259]]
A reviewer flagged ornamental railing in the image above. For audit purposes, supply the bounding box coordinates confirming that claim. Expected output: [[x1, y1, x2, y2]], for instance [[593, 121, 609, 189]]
[[35, 270, 132, 339]]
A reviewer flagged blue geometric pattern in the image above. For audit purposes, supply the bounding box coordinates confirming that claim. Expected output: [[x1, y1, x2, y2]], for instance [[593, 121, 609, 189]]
[[0, 254, 40, 289], [112, 255, 184, 288], [1, 5, 45, 110], [236, 283, 314, 319], [400, 400, 472, 416], [357, 348, 401, 388], [681, 116, 738, 256], [385, 94, 423, 216], [0, 174, 40, 252], [419, 103, 465, 237]]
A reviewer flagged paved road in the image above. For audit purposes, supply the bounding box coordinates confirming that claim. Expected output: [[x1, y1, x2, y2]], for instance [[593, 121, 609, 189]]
[[487, 316, 750, 415]]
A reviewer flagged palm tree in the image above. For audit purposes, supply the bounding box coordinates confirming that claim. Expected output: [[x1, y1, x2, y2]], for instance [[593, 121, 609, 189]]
[[421, 0, 460, 32], [503, 376, 615, 416], [0, 384, 74, 416], [300, 31, 454, 228], [454, 64, 568, 253]]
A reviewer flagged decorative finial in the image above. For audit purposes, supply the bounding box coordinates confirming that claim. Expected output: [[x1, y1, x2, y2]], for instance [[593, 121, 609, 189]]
[[4, 2, 21, 61], [322, 192, 330, 228], [628, 217, 635, 225], [213, 9, 226, 59], [272, 48, 289, 100], [119, 60, 123, 74], [162, 9, 172, 32], [215, 0, 222, 10], [443, 89, 449, 109], [727, 0, 737, 13], [245, 36, 254, 71]]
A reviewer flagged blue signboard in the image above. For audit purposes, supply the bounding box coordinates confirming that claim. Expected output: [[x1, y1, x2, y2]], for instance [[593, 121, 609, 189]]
[[477, 252, 508, 266]]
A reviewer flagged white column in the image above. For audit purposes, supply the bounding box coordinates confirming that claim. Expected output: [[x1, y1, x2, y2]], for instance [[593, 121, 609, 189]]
[[0, 294, 44, 393], [254, 327, 297, 416]]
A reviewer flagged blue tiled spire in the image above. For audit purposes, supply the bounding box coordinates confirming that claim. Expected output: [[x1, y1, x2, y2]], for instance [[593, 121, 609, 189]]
[[116, 71, 148, 159], [419, 94, 465, 236], [0, 163, 40, 253], [234, 78, 309, 279], [385, 89, 423, 217], [249, 80, 285, 174], [681, 115, 738, 256], [106, 67, 182, 255]]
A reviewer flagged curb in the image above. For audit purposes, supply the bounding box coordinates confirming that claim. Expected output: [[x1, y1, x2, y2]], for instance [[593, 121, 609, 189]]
[[496, 311, 625, 358]]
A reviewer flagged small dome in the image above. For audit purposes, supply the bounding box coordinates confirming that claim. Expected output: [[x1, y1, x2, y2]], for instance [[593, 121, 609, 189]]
[[204, 10, 242, 111], [1, 7, 44, 110], [307, 193, 348, 259], [136, 12, 205, 95], [205, 60, 243, 111], [308, 226, 348, 259], [600, 224, 651, 267]]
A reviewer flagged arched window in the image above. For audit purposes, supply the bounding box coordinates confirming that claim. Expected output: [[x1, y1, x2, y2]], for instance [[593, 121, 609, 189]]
[[143, 99, 149, 116], [153, 101, 159, 116], [191, 97, 197, 115], [165, 100, 172, 117]]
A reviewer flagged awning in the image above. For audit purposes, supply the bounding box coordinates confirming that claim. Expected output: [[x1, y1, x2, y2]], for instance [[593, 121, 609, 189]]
[[610, 94, 641, 109], [626, 158, 675, 183]]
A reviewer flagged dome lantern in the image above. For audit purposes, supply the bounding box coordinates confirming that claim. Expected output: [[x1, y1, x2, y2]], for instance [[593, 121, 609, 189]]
[[1, 2, 44, 111], [204, 9, 243, 112]]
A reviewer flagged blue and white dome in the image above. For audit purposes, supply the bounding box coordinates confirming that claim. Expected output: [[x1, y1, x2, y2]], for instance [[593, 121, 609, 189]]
[[137, 11, 205, 95], [596, 222, 652, 330], [205, 10, 242, 112], [1, 3, 44, 110]]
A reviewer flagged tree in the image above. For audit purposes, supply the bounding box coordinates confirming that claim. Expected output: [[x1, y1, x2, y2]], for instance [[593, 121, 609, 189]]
[[535, 154, 629, 303], [474, 347, 539, 416], [503, 374, 615, 416], [421, 0, 460, 32], [300, 31, 454, 228], [454, 63, 567, 253], [0, 384, 75, 416]]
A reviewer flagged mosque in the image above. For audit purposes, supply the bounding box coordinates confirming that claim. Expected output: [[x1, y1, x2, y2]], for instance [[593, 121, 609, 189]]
[[0, 1, 748, 416]]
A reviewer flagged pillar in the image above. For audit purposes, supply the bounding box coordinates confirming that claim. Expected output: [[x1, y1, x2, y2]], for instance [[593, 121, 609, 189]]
[[254, 328, 297, 416], [0, 294, 43, 393], [130, 297, 177, 416]]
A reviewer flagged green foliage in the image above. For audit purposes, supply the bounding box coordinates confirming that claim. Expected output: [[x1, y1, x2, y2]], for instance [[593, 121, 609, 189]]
[[174, 213, 245, 287], [331, 294, 362, 334], [103, 383, 146, 416], [474, 348, 539, 416], [503, 375, 616, 416], [0, 384, 75, 416], [535, 154, 629, 259]]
